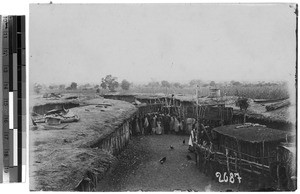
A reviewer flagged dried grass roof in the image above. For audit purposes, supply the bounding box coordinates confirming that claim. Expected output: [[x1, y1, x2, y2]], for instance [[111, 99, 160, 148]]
[[232, 99, 295, 124], [30, 98, 137, 191], [213, 124, 290, 143]]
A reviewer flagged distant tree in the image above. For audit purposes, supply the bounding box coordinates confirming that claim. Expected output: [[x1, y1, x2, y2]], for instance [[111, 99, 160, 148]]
[[82, 83, 91, 89], [173, 82, 182, 88], [49, 85, 54, 90], [121, 79, 130, 90], [34, 83, 42, 94], [209, 81, 216, 87], [189, 79, 203, 87], [236, 97, 250, 123], [70, 82, 77, 90], [100, 82, 107, 89], [147, 81, 160, 87], [231, 80, 242, 86], [101, 75, 119, 92], [59, 84, 65, 90], [94, 84, 100, 89], [161, 80, 171, 88]]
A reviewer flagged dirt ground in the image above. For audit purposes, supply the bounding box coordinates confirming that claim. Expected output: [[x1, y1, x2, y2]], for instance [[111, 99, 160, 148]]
[[97, 134, 237, 192]]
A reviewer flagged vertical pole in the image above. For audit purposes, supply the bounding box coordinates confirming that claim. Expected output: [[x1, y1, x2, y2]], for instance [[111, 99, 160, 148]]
[[196, 85, 199, 122]]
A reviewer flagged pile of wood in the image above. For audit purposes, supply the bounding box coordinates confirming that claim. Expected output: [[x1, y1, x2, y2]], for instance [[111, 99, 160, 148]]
[[265, 99, 290, 111]]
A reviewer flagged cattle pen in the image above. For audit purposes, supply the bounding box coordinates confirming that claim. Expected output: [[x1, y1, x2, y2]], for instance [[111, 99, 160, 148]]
[[30, 92, 296, 191]]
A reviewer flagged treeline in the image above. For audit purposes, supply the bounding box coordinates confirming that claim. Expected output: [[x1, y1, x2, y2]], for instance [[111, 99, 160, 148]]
[[33, 74, 132, 94], [33, 76, 289, 100]]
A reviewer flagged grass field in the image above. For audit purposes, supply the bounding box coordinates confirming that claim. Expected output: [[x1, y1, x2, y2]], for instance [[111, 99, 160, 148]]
[[128, 84, 289, 100]]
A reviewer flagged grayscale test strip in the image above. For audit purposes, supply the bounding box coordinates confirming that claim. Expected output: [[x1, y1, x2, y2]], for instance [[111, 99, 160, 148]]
[[1, 15, 25, 183]]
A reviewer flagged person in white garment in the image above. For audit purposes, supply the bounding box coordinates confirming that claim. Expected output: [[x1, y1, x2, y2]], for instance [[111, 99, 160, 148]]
[[188, 124, 196, 152]]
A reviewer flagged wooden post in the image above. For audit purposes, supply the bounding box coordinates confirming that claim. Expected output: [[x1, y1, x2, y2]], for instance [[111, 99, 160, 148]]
[[196, 85, 199, 118], [226, 148, 230, 172], [262, 141, 265, 175], [276, 147, 280, 189]]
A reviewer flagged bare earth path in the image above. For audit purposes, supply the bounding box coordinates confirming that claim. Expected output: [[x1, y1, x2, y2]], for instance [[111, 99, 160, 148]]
[[97, 134, 236, 191]]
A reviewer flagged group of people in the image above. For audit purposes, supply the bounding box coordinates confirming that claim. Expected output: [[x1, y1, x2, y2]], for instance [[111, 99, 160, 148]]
[[129, 113, 197, 136], [129, 112, 221, 153]]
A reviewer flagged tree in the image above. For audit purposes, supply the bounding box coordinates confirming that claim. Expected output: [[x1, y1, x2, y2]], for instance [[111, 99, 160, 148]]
[[173, 82, 182, 88], [121, 79, 130, 90], [147, 81, 160, 87], [236, 97, 250, 123], [70, 82, 77, 90], [209, 81, 216, 87], [231, 80, 242, 86], [101, 75, 119, 92], [161, 80, 171, 88], [59, 84, 65, 90], [34, 83, 42, 94], [189, 79, 203, 87]]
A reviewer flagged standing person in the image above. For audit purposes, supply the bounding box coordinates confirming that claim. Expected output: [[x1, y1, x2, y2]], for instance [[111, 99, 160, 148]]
[[143, 115, 149, 135], [156, 117, 162, 135], [174, 117, 180, 134], [139, 117, 144, 135], [170, 116, 175, 134], [198, 123, 206, 144], [147, 114, 152, 135], [188, 124, 196, 152], [183, 117, 189, 134], [160, 114, 165, 134], [186, 118, 195, 134], [178, 118, 183, 134], [164, 114, 171, 134], [135, 118, 141, 135], [152, 114, 157, 134]]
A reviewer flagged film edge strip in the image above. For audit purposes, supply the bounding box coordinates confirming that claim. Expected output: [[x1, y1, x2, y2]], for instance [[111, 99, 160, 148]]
[[1, 15, 26, 183]]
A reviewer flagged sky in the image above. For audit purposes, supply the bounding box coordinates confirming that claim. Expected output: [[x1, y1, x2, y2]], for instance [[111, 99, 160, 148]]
[[30, 4, 297, 85]]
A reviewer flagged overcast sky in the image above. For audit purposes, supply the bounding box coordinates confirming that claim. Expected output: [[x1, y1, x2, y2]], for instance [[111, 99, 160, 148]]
[[30, 4, 296, 85]]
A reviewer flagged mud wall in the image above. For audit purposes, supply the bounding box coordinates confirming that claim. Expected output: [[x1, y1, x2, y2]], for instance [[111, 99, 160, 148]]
[[103, 95, 136, 103], [93, 120, 131, 156], [75, 120, 132, 191]]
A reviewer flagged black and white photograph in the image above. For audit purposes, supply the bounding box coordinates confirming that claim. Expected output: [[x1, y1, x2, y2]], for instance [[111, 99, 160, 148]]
[[29, 3, 297, 191]]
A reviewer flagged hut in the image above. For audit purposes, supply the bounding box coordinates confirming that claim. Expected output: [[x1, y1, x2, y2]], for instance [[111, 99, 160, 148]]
[[202, 124, 294, 188], [211, 124, 291, 165], [193, 123, 294, 189]]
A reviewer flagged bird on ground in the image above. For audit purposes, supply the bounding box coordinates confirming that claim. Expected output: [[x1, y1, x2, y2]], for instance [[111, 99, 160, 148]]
[[186, 155, 192, 160], [183, 139, 185, 144], [170, 145, 174, 149], [159, 157, 166, 164]]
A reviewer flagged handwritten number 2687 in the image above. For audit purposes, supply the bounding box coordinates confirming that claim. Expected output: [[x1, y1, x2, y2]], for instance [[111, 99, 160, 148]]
[[215, 172, 242, 184]]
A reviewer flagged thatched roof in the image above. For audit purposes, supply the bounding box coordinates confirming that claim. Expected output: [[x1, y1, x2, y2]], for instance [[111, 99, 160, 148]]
[[30, 97, 80, 108], [213, 124, 290, 143], [232, 99, 295, 124]]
